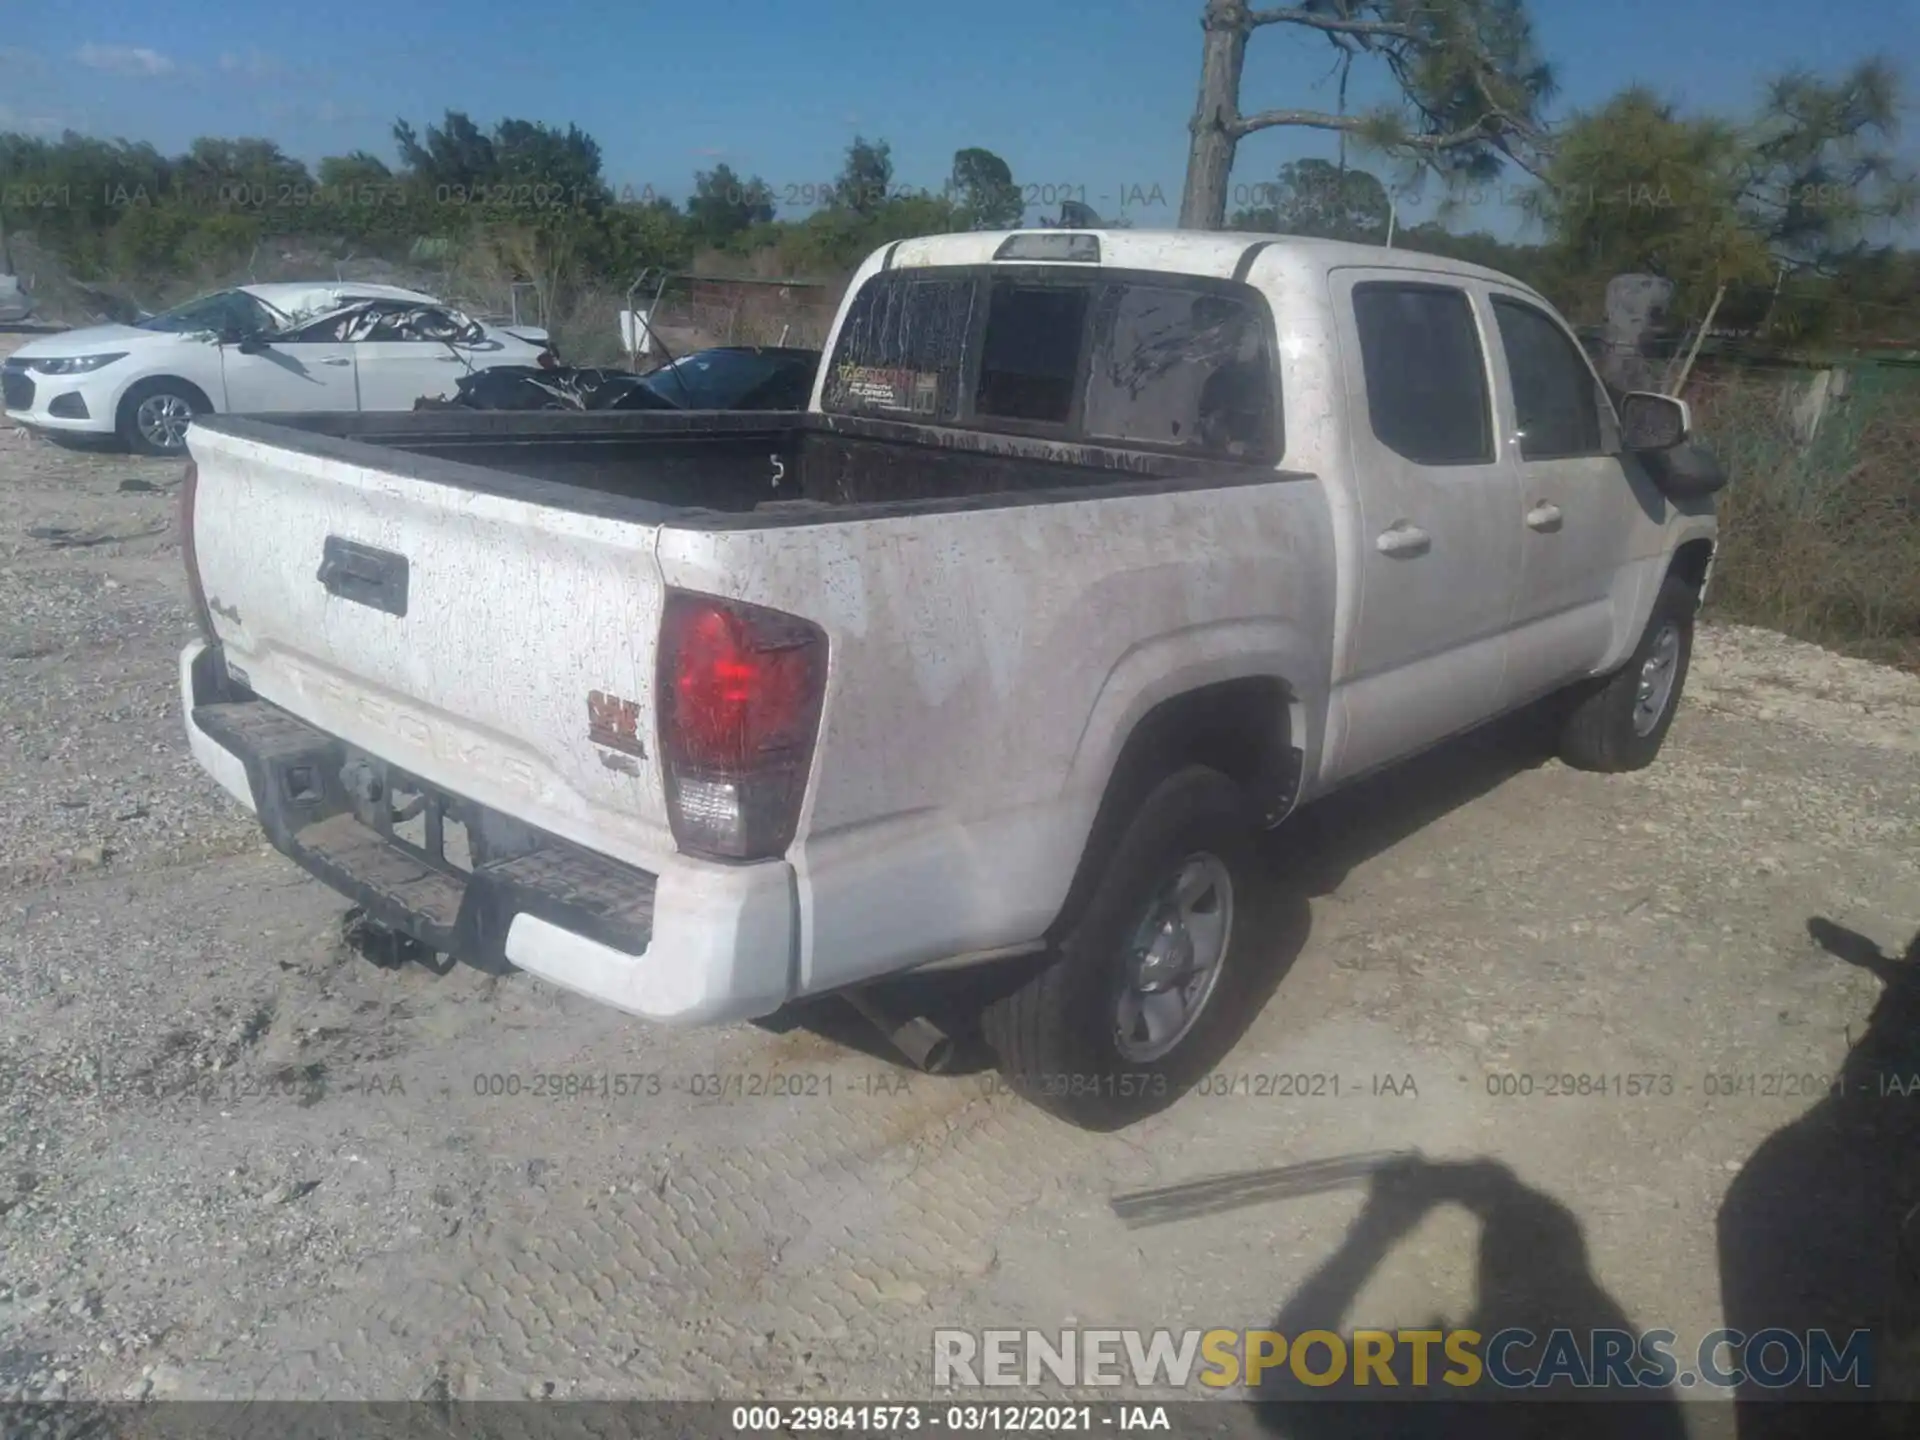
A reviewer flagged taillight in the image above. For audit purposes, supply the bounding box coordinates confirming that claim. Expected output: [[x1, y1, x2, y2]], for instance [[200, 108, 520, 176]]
[[657, 590, 826, 861], [179, 459, 217, 645], [537, 345, 559, 370]]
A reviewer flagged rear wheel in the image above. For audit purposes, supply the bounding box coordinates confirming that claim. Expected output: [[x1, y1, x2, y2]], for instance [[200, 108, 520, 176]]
[[117, 378, 204, 456], [983, 765, 1270, 1129]]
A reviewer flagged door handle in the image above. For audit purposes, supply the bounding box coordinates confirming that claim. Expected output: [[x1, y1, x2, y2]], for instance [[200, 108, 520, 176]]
[[319, 357, 352, 367], [1375, 522, 1431, 557], [1526, 502, 1564, 532], [317, 536, 409, 617]]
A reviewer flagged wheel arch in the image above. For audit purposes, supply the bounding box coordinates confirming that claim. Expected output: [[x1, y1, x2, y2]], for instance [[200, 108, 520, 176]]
[[116, 374, 215, 426], [1668, 534, 1716, 599], [1051, 667, 1305, 941]]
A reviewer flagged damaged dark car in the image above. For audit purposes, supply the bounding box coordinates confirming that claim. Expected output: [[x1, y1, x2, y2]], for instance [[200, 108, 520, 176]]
[[421, 345, 821, 413]]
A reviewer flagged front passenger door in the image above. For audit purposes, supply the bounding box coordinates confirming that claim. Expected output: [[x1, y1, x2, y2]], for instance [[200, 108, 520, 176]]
[[1486, 290, 1664, 707], [1328, 271, 1522, 781], [218, 336, 359, 414]]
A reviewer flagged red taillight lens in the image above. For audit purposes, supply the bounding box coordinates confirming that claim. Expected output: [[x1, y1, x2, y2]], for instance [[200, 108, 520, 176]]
[[537, 346, 559, 370], [658, 591, 826, 861], [179, 459, 217, 645]]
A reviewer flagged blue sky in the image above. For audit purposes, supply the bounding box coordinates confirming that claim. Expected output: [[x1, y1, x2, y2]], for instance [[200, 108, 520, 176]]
[[2, 0, 1917, 236]]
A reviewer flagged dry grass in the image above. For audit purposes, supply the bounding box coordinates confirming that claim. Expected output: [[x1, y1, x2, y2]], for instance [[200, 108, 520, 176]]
[[1691, 366, 1920, 671]]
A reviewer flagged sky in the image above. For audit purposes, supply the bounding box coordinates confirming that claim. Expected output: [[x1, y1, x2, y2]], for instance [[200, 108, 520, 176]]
[[2, 0, 1917, 238]]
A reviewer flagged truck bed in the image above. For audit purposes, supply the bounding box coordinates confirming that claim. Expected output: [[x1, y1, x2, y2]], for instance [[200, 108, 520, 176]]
[[201, 408, 1307, 526], [184, 401, 1334, 1015]]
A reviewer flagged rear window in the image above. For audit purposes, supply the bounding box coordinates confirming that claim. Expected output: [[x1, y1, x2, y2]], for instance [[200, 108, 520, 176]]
[[1351, 282, 1493, 465], [973, 282, 1090, 425], [822, 266, 1280, 461], [820, 276, 975, 420], [1084, 284, 1275, 460]]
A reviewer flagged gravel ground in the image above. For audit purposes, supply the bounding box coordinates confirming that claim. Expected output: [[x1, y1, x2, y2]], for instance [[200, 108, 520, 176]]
[[1, 357, 1917, 1431]]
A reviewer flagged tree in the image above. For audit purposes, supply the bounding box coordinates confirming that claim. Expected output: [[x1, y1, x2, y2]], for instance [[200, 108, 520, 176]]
[[174, 137, 312, 223], [392, 111, 495, 191], [687, 163, 775, 247], [1528, 87, 1767, 318], [948, 147, 1023, 229], [834, 136, 893, 215], [393, 110, 608, 206], [1229, 157, 1390, 237], [1179, 0, 1556, 230], [1531, 61, 1917, 330], [317, 151, 393, 189], [1389, 220, 1549, 290], [389, 110, 616, 320], [490, 118, 607, 205], [314, 150, 419, 252], [600, 193, 694, 275], [0, 133, 174, 276], [1736, 59, 1918, 275], [107, 203, 202, 280]]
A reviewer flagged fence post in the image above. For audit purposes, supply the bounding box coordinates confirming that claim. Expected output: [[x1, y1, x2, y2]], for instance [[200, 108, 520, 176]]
[[1667, 284, 1726, 398]]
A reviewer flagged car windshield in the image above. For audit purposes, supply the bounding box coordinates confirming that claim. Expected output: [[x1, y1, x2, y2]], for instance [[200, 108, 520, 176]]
[[137, 290, 287, 336], [637, 349, 805, 409]]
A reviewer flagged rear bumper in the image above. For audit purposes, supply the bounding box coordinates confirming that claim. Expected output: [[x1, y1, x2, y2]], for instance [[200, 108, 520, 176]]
[[179, 642, 796, 1024]]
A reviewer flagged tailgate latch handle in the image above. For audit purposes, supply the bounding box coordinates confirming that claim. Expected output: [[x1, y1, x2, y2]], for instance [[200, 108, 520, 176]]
[[318, 536, 410, 618]]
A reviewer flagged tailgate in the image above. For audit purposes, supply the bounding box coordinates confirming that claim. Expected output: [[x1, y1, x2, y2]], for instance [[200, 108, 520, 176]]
[[186, 422, 677, 865]]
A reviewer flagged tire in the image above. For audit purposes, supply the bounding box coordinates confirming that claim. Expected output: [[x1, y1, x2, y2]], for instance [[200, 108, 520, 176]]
[[116, 378, 204, 456], [983, 765, 1271, 1129], [1558, 574, 1697, 773]]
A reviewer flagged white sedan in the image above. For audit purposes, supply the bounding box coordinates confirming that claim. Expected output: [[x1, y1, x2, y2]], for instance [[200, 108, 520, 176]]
[[2, 281, 553, 455]]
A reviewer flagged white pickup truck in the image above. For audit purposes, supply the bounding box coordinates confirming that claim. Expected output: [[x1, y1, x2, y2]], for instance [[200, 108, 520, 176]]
[[179, 229, 1721, 1127]]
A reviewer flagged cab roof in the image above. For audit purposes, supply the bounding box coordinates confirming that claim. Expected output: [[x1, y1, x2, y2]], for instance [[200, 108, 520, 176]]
[[879, 229, 1535, 293]]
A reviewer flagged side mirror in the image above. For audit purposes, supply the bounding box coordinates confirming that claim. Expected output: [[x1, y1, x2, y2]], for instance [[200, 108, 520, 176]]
[[1620, 391, 1690, 451], [236, 335, 270, 355]]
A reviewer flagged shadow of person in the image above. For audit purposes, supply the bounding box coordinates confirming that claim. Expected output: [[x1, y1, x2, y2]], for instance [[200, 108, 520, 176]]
[[1717, 919, 1920, 1438], [1251, 1156, 1690, 1439]]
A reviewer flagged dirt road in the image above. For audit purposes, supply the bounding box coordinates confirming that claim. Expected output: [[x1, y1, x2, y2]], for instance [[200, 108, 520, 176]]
[[1, 375, 1916, 1424]]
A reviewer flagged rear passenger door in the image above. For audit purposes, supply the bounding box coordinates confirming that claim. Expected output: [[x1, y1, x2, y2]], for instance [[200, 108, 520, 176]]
[[1327, 270, 1522, 779], [348, 304, 474, 410], [1484, 289, 1660, 705]]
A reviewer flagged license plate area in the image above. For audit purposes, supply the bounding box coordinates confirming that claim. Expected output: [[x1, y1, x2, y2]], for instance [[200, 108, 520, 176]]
[[339, 751, 533, 877], [193, 695, 657, 966], [386, 774, 472, 873]]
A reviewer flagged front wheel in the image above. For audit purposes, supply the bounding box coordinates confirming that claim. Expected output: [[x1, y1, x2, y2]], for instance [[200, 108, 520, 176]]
[[117, 379, 203, 456], [1558, 574, 1697, 772], [983, 765, 1272, 1129]]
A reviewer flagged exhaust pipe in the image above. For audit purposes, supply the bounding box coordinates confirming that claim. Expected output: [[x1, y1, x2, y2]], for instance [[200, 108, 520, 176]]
[[844, 990, 956, 1075]]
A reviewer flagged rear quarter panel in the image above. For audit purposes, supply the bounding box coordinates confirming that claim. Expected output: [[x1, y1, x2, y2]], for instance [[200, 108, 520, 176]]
[[657, 478, 1335, 995]]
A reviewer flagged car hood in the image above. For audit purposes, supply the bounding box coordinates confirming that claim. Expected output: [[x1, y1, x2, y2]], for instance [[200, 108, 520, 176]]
[[7, 323, 187, 361]]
